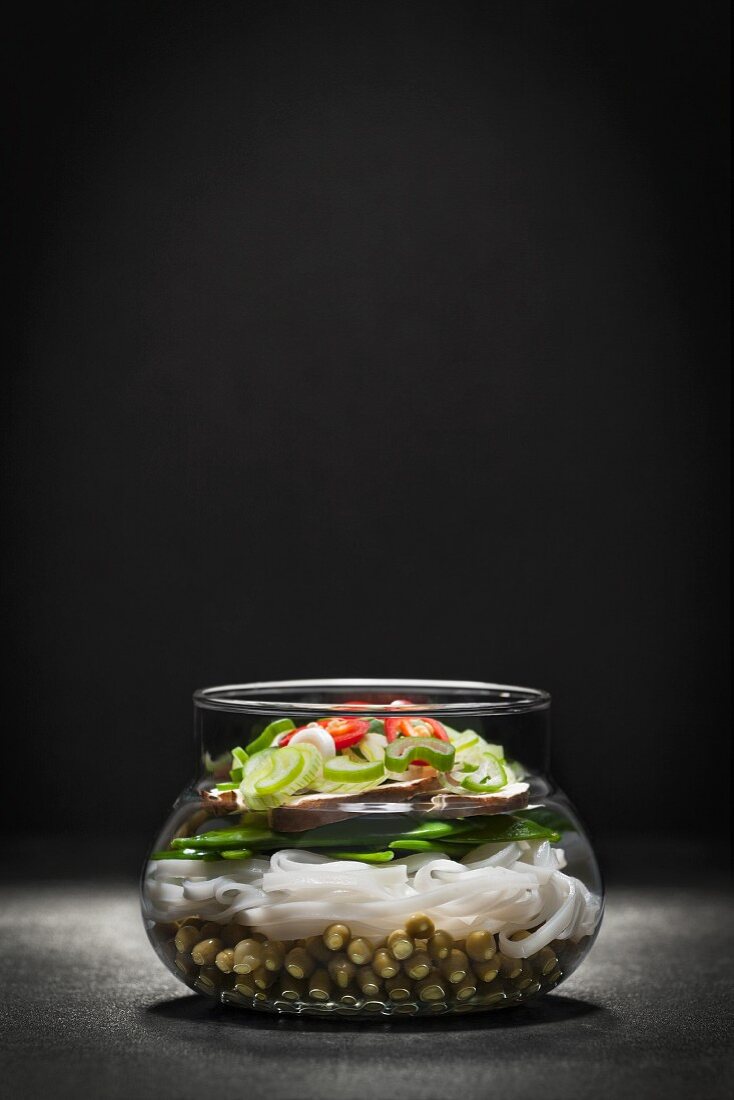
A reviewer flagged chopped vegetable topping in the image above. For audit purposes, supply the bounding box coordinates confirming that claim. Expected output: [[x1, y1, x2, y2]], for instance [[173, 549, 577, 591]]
[[322, 756, 385, 785], [385, 737, 455, 773], [241, 745, 321, 809], [281, 717, 370, 750], [246, 719, 296, 756]]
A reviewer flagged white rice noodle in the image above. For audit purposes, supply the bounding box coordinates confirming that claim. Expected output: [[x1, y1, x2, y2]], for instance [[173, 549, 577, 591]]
[[144, 841, 600, 947]]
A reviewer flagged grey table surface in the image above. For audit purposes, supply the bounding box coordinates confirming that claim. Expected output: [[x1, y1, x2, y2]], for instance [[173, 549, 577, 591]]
[[2, 856, 733, 1100]]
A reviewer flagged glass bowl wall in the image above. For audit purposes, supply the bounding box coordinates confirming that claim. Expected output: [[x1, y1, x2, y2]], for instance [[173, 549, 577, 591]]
[[141, 680, 603, 1017]]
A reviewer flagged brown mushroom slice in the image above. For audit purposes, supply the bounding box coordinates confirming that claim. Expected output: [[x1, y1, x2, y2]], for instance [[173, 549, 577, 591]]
[[426, 782, 530, 818], [200, 787, 245, 815], [267, 775, 443, 832]]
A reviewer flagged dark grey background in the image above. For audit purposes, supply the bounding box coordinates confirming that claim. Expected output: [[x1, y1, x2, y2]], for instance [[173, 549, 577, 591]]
[[5, 1, 730, 853]]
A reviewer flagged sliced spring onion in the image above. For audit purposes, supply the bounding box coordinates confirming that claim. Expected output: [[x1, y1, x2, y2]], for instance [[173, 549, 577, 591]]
[[246, 718, 296, 757], [385, 737, 455, 773], [241, 744, 322, 809], [322, 756, 385, 784], [228, 745, 249, 783]]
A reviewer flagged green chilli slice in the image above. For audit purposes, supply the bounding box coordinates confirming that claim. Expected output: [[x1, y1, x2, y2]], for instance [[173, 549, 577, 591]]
[[458, 751, 507, 793], [385, 737, 455, 773]]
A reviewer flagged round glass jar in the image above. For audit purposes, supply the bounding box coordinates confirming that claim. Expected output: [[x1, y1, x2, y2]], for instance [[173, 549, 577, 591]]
[[141, 680, 603, 1017]]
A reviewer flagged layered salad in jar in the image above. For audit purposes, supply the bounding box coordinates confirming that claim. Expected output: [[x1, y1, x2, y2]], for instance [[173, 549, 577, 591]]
[[143, 699, 602, 1016]]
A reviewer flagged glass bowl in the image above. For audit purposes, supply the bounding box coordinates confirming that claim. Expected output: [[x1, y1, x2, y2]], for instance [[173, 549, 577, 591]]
[[141, 679, 603, 1017]]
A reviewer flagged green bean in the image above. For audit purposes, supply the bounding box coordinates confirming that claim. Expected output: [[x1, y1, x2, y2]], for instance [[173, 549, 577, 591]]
[[285, 946, 315, 980], [323, 924, 351, 951], [388, 839, 454, 853], [171, 816, 474, 854], [192, 938, 223, 965], [387, 929, 414, 960], [328, 851, 395, 863], [405, 913, 435, 938], [171, 828, 273, 849], [465, 930, 496, 962], [339, 986, 360, 1007]]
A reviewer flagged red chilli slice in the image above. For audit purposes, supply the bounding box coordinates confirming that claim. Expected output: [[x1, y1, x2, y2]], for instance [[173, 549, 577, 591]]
[[280, 717, 369, 750]]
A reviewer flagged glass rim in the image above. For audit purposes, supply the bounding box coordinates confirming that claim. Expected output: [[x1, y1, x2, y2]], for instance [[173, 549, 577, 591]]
[[193, 678, 551, 717]]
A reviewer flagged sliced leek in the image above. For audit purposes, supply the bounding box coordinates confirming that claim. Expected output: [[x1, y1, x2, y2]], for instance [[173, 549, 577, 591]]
[[322, 756, 385, 785], [241, 745, 322, 809]]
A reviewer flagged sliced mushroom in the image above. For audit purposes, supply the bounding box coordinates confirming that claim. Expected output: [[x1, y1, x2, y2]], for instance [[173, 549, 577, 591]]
[[426, 781, 530, 818], [200, 787, 245, 815], [267, 775, 443, 832]]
